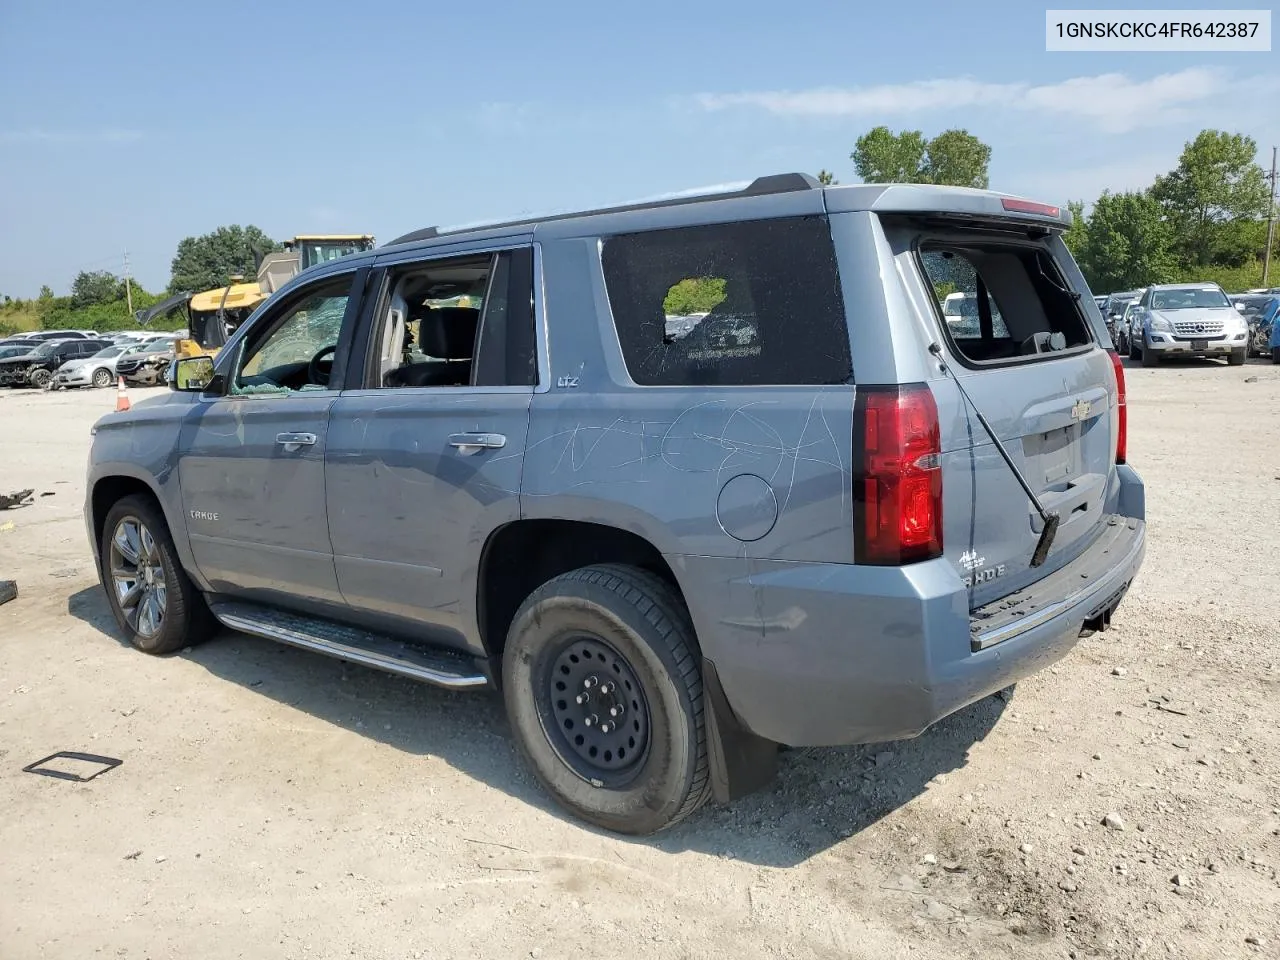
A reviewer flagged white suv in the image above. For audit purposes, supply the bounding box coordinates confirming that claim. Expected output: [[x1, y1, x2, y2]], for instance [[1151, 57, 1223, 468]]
[[1130, 283, 1249, 367]]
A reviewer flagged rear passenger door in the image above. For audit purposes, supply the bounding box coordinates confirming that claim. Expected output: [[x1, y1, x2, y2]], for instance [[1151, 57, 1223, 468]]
[[324, 244, 538, 649]]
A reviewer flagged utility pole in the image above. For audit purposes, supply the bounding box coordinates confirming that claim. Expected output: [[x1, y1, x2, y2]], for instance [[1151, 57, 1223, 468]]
[[121, 249, 133, 317], [1263, 147, 1277, 288]]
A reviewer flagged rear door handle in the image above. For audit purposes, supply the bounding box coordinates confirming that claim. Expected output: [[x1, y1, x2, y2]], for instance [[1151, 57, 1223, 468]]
[[276, 432, 317, 452], [449, 432, 506, 455]]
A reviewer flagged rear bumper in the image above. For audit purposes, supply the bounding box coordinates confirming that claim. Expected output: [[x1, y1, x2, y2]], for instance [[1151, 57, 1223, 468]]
[[674, 473, 1147, 748]]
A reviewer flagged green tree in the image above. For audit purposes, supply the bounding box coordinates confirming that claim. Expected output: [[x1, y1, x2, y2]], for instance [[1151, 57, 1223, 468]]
[[816, 169, 838, 186], [38, 285, 54, 301], [1150, 130, 1269, 268], [168, 224, 280, 294], [71, 270, 122, 308], [852, 126, 927, 183], [1062, 200, 1087, 260], [920, 129, 991, 189], [851, 126, 991, 188], [1078, 191, 1176, 291]]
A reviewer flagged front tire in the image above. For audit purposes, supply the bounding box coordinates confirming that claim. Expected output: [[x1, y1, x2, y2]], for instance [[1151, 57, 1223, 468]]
[[1273, 347, 1280, 365], [1141, 343, 1161, 367], [503, 564, 710, 835], [1227, 348, 1246, 366], [100, 494, 216, 655], [29, 368, 52, 389], [92, 367, 113, 388]]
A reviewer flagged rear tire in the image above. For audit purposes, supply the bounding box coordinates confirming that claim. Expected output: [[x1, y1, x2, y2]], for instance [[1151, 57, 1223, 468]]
[[100, 494, 216, 655], [1141, 344, 1161, 367], [1273, 348, 1280, 365], [502, 564, 710, 835], [1227, 348, 1246, 366], [91, 367, 113, 388]]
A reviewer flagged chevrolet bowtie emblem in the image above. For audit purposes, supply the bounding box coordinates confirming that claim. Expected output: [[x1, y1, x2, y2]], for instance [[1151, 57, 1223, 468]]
[[1070, 398, 1092, 421]]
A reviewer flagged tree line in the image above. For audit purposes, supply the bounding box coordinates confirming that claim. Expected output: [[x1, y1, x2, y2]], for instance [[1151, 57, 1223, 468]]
[[0, 225, 280, 337], [822, 125, 1276, 294]]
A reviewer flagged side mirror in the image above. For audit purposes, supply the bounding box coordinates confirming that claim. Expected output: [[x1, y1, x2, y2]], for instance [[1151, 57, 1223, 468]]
[[170, 355, 221, 394]]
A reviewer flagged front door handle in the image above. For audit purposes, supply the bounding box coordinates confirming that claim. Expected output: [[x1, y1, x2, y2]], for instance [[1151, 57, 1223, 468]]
[[276, 432, 317, 452], [448, 432, 506, 455]]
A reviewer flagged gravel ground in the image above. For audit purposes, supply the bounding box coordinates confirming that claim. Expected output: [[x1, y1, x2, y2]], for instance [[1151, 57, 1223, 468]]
[[1, 363, 1277, 960]]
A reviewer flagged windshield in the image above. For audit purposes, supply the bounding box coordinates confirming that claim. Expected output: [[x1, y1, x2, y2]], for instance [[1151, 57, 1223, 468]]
[[32, 341, 64, 357], [1151, 287, 1230, 310], [300, 241, 369, 270], [91, 345, 126, 359]]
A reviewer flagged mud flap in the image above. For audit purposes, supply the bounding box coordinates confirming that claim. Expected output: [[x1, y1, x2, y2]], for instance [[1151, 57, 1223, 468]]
[[702, 659, 778, 804]]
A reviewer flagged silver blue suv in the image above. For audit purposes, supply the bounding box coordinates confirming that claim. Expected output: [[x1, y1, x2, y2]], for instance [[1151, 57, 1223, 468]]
[[85, 174, 1146, 834]]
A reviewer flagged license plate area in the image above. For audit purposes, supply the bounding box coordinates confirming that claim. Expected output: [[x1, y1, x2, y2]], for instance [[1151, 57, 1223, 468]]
[[1191, 339, 1208, 351], [1024, 424, 1081, 486]]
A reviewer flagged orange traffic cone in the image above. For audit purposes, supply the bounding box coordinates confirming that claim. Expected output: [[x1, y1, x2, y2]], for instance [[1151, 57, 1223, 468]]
[[115, 376, 131, 412]]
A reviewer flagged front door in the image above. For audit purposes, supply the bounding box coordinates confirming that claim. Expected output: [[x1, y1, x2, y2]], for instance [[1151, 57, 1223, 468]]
[[324, 246, 537, 649], [177, 270, 365, 609]]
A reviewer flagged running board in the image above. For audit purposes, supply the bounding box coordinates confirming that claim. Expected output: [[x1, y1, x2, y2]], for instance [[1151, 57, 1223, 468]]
[[207, 601, 490, 690]]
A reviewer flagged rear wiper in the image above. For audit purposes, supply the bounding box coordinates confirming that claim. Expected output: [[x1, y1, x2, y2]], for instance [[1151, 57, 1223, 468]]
[[928, 342, 1060, 567]]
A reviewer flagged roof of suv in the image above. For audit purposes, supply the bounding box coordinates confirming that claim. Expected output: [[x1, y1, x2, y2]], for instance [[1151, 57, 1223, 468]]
[[1144, 282, 1227, 291], [380, 173, 1073, 254]]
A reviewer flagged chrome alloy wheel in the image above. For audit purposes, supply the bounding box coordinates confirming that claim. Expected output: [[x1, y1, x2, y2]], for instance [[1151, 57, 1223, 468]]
[[109, 517, 168, 639]]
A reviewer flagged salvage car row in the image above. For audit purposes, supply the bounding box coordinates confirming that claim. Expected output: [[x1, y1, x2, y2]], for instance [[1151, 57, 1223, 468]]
[[0, 330, 182, 389], [1096, 284, 1280, 365]]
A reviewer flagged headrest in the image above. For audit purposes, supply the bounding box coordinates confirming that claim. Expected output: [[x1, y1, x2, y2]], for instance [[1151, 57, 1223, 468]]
[[416, 306, 479, 360]]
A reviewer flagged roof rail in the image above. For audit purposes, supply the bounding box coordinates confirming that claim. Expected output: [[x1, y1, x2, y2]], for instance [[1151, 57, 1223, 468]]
[[382, 173, 823, 249]]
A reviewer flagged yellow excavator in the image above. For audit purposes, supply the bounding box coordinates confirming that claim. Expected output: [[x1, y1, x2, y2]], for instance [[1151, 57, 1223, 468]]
[[139, 234, 376, 360]]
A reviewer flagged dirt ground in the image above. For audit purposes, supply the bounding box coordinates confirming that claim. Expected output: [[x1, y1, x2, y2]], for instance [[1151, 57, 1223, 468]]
[[1, 363, 1278, 960]]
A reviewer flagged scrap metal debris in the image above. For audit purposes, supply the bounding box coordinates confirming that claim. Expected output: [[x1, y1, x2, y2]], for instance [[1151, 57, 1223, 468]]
[[0, 489, 34, 510], [0, 580, 15, 606], [22, 751, 122, 783]]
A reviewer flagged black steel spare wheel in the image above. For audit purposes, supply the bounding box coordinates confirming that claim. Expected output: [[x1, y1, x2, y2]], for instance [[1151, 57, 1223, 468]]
[[543, 635, 651, 783], [502, 564, 711, 835]]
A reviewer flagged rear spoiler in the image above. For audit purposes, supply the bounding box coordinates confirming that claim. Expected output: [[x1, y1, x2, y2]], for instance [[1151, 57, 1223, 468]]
[[826, 185, 1072, 232]]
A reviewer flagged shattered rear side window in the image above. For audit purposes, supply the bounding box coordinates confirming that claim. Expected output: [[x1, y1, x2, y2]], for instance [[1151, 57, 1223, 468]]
[[601, 216, 852, 386]]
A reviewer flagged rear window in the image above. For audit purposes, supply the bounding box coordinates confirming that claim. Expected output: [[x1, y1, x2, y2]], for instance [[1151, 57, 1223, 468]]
[[919, 241, 1091, 364], [601, 216, 852, 386]]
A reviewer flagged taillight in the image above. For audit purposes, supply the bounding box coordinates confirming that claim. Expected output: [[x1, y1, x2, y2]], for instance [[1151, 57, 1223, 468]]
[[1107, 349, 1127, 464], [853, 384, 943, 565], [1000, 197, 1062, 218]]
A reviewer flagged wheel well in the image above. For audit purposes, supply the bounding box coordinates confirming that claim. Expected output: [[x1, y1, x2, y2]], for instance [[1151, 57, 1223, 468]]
[[91, 477, 157, 548], [478, 520, 681, 660]]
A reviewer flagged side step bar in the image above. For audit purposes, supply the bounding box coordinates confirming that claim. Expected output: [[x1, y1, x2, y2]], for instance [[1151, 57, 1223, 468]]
[[208, 600, 490, 690]]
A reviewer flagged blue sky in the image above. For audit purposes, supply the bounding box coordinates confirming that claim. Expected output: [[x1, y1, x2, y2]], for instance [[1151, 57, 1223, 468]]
[[1, 0, 1276, 297]]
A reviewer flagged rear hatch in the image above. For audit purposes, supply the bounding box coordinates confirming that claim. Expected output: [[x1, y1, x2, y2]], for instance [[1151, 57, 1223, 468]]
[[898, 218, 1121, 608]]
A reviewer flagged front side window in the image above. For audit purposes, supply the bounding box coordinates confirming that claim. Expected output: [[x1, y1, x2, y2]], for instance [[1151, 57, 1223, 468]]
[[235, 277, 352, 393], [601, 217, 851, 386]]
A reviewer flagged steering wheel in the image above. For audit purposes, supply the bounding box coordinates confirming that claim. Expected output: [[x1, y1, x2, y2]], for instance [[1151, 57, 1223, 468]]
[[308, 344, 337, 387]]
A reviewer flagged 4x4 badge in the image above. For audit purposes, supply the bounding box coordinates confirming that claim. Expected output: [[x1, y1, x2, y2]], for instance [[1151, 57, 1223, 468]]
[[1070, 398, 1091, 421]]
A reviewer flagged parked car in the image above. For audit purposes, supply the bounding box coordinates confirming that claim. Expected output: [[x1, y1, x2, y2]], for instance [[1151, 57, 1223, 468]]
[[114, 342, 176, 385], [1114, 300, 1144, 355], [1101, 290, 1143, 341], [0, 337, 113, 387], [1128, 283, 1248, 366], [14, 329, 95, 342], [1229, 294, 1280, 358], [0, 339, 46, 359], [53, 341, 169, 389], [86, 174, 1146, 835]]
